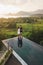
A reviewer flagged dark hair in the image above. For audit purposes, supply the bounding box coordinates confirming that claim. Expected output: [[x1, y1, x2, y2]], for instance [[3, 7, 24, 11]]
[[18, 27, 19, 28]]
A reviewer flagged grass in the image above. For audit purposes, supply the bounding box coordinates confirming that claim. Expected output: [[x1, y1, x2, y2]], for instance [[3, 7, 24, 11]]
[[17, 23, 43, 32]]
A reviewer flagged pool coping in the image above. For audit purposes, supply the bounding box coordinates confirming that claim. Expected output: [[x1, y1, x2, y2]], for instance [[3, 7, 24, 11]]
[[13, 50, 28, 65]]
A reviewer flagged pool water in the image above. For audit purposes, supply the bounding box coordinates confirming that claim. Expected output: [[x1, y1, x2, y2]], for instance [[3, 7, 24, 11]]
[[4, 37, 43, 65]]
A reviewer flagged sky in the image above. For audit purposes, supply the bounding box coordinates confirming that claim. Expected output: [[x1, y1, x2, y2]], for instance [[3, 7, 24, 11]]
[[0, 0, 43, 14]]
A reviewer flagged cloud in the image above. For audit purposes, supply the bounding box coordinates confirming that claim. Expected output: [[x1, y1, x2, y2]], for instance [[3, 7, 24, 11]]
[[30, 0, 43, 9], [0, 0, 16, 5], [0, 4, 21, 14], [16, 0, 27, 5], [0, 0, 43, 14], [0, 0, 28, 5]]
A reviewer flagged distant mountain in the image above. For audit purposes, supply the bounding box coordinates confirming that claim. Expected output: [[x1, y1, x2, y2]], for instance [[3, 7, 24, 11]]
[[31, 9, 43, 14], [6, 11, 31, 16], [5, 9, 43, 17], [15, 11, 31, 16], [31, 14, 43, 17], [6, 13, 15, 16], [31, 9, 43, 17]]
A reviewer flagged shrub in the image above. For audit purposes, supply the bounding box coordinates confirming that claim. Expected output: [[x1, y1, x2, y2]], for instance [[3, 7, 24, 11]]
[[27, 30, 43, 45], [40, 41, 43, 46]]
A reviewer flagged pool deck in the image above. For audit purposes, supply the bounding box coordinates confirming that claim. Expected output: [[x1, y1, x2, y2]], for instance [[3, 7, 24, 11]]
[[2, 37, 43, 65]]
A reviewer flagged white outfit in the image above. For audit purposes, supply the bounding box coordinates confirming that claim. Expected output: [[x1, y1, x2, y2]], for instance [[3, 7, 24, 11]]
[[17, 28, 20, 34]]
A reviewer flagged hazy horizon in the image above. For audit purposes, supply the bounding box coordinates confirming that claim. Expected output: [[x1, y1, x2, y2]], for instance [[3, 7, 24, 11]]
[[0, 0, 43, 15]]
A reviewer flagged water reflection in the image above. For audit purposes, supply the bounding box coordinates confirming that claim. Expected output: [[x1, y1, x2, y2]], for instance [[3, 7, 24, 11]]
[[18, 37, 23, 47]]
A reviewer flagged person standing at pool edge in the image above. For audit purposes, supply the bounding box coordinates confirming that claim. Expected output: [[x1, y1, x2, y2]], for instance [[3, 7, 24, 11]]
[[17, 27, 20, 36], [17, 25, 23, 47], [20, 25, 23, 35], [17, 25, 23, 35]]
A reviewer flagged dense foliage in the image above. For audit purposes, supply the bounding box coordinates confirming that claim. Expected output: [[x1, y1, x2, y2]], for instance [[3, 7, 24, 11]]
[[27, 30, 43, 45]]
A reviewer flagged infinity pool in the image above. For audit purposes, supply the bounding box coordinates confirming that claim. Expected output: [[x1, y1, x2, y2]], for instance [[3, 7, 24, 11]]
[[3, 37, 43, 65]]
